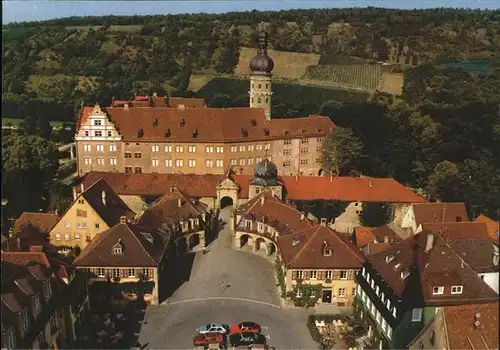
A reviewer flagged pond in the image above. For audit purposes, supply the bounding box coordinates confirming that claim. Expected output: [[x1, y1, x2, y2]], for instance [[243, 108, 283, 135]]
[[442, 60, 492, 75]]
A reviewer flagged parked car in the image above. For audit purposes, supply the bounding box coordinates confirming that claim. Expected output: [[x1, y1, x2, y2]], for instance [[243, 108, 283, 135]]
[[193, 332, 225, 347], [196, 323, 230, 334], [229, 332, 266, 347], [237, 322, 262, 333]]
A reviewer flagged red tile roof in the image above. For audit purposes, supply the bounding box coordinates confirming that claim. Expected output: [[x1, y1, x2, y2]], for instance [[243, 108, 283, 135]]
[[412, 202, 469, 225], [363, 243, 391, 256], [1, 224, 56, 253], [231, 174, 427, 202], [353, 227, 376, 248], [474, 214, 499, 244], [79, 171, 223, 197], [278, 225, 365, 269], [422, 222, 489, 240], [1, 251, 50, 267], [112, 96, 207, 108], [78, 105, 333, 142], [443, 302, 499, 350], [13, 212, 59, 234], [368, 231, 498, 304]]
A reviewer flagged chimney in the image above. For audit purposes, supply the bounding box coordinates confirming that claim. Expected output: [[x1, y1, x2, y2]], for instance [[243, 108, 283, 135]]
[[425, 233, 434, 252], [178, 197, 182, 208], [300, 212, 305, 221], [330, 175, 333, 182], [180, 118, 185, 128], [17, 237, 21, 250], [73, 187, 77, 201], [120, 216, 127, 224], [295, 174, 299, 181], [260, 196, 265, 206], [320, 218, 327, 226], [55, 209, 59, 216], [101, 191, 106, 206], [124, 103, 129, 110], [369, 181, 372, 188], [80, 183, 85, 193], [384, 236, 389, 243], [178, 104, 185, 110]]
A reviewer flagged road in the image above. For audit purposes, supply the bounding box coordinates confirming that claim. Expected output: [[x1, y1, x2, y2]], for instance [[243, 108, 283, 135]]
[[137, 207, 318, 349]]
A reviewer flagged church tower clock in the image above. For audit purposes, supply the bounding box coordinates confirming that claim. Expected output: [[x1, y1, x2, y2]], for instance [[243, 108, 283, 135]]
[[249, 23, 274, 120]]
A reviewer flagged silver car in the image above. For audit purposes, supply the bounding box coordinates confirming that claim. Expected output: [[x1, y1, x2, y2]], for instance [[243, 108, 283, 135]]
[[196, 323, 230, 334]]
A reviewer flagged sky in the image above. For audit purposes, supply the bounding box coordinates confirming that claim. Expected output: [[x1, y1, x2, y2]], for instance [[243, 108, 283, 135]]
[[3, 0, 499, 24]]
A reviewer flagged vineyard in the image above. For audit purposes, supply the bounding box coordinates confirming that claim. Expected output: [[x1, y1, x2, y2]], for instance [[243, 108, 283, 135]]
[[303, 64, 382, 91]]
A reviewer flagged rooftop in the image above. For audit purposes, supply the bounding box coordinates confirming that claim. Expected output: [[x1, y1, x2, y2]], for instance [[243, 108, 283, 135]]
[[412, 202, 469, 225], [474, 214, 499, 245], [14, 212, 59, 234]]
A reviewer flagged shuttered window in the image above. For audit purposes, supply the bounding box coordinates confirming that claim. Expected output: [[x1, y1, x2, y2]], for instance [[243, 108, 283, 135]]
[[333, 270, 341, 280]]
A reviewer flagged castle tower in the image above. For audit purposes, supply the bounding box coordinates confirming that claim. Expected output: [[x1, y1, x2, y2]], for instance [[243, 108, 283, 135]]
[[249, 22, 274, 120]]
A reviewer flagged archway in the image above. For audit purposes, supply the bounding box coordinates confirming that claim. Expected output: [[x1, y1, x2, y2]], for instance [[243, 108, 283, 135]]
[[188, 234, 200, 250], [240, 234, 253, 248], [268, 242, 277, 256], [220, 196, 234, 209], [255, 237, 266, 252], [177, 237, 187, 254]]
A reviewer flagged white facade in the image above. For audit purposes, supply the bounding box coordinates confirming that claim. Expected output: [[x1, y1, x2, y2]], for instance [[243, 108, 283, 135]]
[[480, 272, 499, 294]]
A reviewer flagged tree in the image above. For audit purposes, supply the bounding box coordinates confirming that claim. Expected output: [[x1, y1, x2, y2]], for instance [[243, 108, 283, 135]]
[[208, 94, 232, 108], [2, 134, 59, 216], [427, 160, 460, 202], [19, 115, 53, 139], [360, 202, 393, 227], [320, 323, 338, 349], [322, 127, 363, 176]]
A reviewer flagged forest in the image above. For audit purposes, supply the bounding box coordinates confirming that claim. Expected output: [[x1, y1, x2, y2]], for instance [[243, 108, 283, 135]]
[[1, 8, 500, 220]]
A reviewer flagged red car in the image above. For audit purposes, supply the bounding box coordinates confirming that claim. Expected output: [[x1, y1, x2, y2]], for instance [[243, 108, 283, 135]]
[[193, 332, 225, 347], [235, 322, 262, 333]]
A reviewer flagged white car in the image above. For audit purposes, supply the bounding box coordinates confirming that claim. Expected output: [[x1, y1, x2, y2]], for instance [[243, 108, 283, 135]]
[[196, 323, 230, 334]]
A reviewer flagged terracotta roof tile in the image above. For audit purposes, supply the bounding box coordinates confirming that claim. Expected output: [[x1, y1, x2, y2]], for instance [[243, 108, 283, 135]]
[[1, 252, 50, 267], [443, 302, 499, 350], [422, 222, 490, 240], [363, 243, 391, 256], [80, 171, 223, 197], [371, 226, 400, 244], [278, 225, 365, 269], [368, 230, 498, 304], [474, 214, 499, 244], [268, 116, 334, 138], [447, 238, 498, 274], [412, 203, 469, 225], [74, 223, 169, 267], [14, 212, 59, 234], [353, 227, 376, 248]]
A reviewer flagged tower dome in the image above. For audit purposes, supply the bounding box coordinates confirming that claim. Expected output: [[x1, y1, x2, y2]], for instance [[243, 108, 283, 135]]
[[249, 24, 274, 75], [250, 158, 278, 186]]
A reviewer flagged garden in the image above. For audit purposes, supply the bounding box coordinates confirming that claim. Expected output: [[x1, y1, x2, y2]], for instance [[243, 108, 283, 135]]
[[307, 314, 368, 350]]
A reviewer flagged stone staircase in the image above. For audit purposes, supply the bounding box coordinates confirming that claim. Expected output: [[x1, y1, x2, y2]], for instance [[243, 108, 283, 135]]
[[314, 303, 354, 316]]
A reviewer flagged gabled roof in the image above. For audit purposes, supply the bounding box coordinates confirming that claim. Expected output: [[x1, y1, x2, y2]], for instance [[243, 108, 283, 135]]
[[447, 238, 498, 274], [237, 190, 313, 234], [474, 214, 499, 244], [137, 187, 206, 231], [422, 222, 489, 240], [412, 202, 469, 226], [363, 243, 392, 256], [79, 171, 223, 197], [79, 178, 135, 227], [371, 226, 400, 244], [353, 227, 377, 248], [231, 174, 427, 202], [14, 212, 59, 234], [368, 230, 498, 305], [73, 223, 169, 267], [278, 225, 365, 269], [1, 251, 50, 268], [111, 96, 207, 108], [1, 224, 52, 253], [443, 302, 499, 350]]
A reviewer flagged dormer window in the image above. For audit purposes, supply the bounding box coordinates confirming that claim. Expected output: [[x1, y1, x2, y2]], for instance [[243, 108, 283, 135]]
[[323, 241, 332, 256], [245, 220, 252, 231], [32, 294, 42, 319], [257, 222, 264, 232], [393, 263, 402, 271], [385, 253, 395, 263], [400, 269, 410, 280], [451, 285, 463, 294], [43, 281, 52, 302], [433, 286, 444, 295], [20, 309, 29, 335], [94, 119, 102, 126], [112, 241, 123, 255]]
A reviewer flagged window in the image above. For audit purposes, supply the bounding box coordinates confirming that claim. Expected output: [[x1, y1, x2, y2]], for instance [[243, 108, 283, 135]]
[[283, 161, 291, 167], [316, 157, 322, 164], [362, 267, 366, 277], [340, 270, 348, 280], [392, 307, 397, 318], [264, 143, 271, 150], [142, 268, 150, 277], [257, 222, 264, 232], [94, 119, 102, 126], [239, 145, 246, 152], [230, 159, 237, 165], [97, 158, 104, 165], [55, 233, 61, 240], [128, 269, 136, 278], [338, 288, 346, 297], [21, 309, 29, 334], [433, 286, 444, 295], [375, 286, 380, 295], [65, 233, 70, 240], [296, 270, 304, 279], [152, 159, 159, 167], [125, 152, 132, 158], [83, 144, 91, 152], [175, 159, 183, 167], [245, 220, 252, 231], [165, 159, 173, 167], [188, 159, 196, 168], [134, 152, 142, 158], [451, 286, 463, 294], [113, 245, 122, 255], [256, 157, 262, 163], [95, 223, 100, 229], [97, 144, 104, 152], [316, 146, 322, 153], [165, 145, 172, 152], [4, 327, 15, 349], [109, 144, 117, 152], [110, 157, 117, 166], [43, 281, 52, 301], [97, 268, 105, 277], [376, 310, 381, 323], [300, 148, 309, 154], [75, 233, 80, 241], [231, 146, 237, 152], [247, 145, 254, 152], [412, 308, 423, 322], [65, 221, 71, 228], [107, 131, 112, 137], [84, 157, 92, 165], [239, 158, 246, 166], [387, 327, 392, 339], [325, 270, 333, 280], [94, 130, 102, 137], [256, 144, 263, 151], [246, 158, 253, 165], [216, 146, 224, 153], [205, 159, 214, 168], [387, 299, 391, 310], [188, 145, 196, 153], [134, 167, 142, 173], [216, 160, 224, 168], [283, 149, 292, 155], [300, 159, 309, 165], [301, 138, 309, 144], [33, 294, 42, 318], [175, 146, 184, 153], [296, 289, 302, 297], [310, 271, 318, 280], [125, 166, 133, 173], [317, 137, 324, 142], [352, 288, 356, 296], [84, 131, 89, 136], [152, 145, 160, 152], [283, 139, 291, 145], [111, 269, 119, 278]]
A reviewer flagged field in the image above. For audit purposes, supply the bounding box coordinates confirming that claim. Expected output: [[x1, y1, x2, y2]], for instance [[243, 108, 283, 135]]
[[234, 47, 320, 79], [2, 118, 72, 129], [303, 64, 382, 91], [379, 72, 404, 95], [187, 74, 217, 92]]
